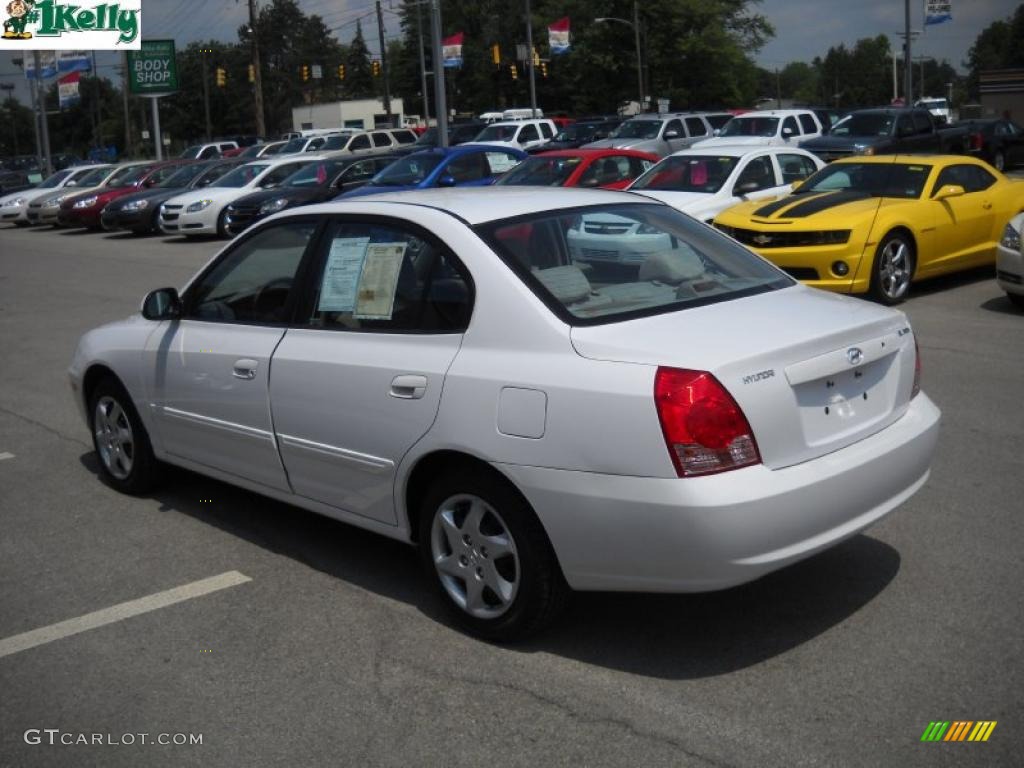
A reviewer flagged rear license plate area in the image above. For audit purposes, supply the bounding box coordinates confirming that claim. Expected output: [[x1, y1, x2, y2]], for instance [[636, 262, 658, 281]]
[[793, 356, 896, 446]]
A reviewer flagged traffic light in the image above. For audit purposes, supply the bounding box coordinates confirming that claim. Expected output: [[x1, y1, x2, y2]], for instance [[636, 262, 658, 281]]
[[540, 61, 548, 78], [510, 64, 518, 80], [491, 43, 500, 65], [301, 64, 310, 82], [532, 47, 540, 66], [248, 64, 255, 83], [337, 63, 345, 80], [372, 60, 381, 77], [215, 67, 226, 87]]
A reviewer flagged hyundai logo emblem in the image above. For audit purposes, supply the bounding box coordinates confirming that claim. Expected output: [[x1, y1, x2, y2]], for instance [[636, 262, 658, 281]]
[[847, 347, 863, 365]]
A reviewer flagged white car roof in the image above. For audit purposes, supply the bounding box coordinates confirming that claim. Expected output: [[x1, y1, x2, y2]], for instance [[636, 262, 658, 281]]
[[736, 110, 812, 118], [666, 146, 816, 159], [241, 154, 325, 168], [289, 187, 659, 226]]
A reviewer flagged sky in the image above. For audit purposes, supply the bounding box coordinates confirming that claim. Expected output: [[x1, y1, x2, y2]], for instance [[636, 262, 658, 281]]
[[1, 0, 1019, 107]]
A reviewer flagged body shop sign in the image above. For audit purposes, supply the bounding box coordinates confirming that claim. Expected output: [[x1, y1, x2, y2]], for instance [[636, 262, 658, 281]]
[[1, 1, 141, 50], [127, 39, 177, 95]]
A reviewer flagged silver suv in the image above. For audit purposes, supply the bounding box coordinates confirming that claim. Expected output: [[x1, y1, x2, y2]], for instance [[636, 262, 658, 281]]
[[583, 112, 721, 157]]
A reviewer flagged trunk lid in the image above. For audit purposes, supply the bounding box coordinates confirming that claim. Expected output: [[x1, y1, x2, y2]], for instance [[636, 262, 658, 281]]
[[570, 285, 917, 469]]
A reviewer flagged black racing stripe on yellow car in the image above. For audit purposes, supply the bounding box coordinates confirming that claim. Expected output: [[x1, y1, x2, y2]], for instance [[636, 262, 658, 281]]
[[774, 190, 875, 219], [751, 193, 831, 218]]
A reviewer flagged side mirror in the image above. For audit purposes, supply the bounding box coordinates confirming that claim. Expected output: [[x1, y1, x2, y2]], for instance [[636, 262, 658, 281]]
[[734, 181, 760, 196], [437, 174, 457, 188], [933, 184, 965, 201], [66, 180, 78, 187], [782, 127, 794, 138], [663, 130, 680, 139], [712, 128, 721, 137], [141, 287, 181, 320]]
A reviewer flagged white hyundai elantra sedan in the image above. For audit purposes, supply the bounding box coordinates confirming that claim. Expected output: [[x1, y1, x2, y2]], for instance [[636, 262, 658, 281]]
[[70, 187, 940, 640], [159, 156, 316, 238]]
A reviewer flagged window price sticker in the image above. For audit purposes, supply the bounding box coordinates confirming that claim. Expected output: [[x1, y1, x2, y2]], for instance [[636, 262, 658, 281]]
[[354, 243, 407, 320]]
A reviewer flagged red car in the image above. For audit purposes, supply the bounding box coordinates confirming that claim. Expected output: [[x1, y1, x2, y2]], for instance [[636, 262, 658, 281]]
[[494, 148, 659, 190], [58, 161, 192, 230]]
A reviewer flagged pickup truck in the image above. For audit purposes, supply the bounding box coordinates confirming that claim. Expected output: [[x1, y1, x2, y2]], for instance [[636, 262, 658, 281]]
[[799, 108, 967, 162]]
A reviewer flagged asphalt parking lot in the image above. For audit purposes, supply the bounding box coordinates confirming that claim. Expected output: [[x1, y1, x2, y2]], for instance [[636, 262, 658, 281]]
[[0, 218, 1021, 768]]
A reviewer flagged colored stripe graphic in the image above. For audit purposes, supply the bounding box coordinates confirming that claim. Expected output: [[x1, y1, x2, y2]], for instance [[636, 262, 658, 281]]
[[921, 721, 996, 742]]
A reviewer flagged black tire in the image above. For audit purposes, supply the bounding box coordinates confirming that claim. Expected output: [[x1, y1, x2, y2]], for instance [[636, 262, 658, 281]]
[[88, 376, 160, 495], [14, 220, 29, 227], [1008, 293, 1024, 310], [869, 231, 915, 305], [418, 470, 569, 642], [216, 209, 229, 238], [993, 151, 1005, 173]]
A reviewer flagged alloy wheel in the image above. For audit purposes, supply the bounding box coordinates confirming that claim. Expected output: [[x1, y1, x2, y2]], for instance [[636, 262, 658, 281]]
[[430, 494, 520, 619], [94, 395, 135, 480], [878, 238, 912, 300]]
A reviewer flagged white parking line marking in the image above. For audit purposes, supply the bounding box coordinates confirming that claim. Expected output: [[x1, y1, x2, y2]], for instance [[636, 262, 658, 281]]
[[0, 452, 14, 460], [0, 571, 252, 659]]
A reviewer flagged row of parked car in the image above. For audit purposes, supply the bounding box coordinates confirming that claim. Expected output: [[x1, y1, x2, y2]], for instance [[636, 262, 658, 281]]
[[3, 125, 1023, 308]]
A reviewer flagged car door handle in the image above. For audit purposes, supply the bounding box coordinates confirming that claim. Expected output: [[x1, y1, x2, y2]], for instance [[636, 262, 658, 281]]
[[390, 374, 427, 399], [232, 359, 259, 380], [982, 201, 993, 209]]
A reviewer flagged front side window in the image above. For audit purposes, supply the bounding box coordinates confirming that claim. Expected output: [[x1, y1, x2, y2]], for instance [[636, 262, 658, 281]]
[[630, 155, 739, 193], [338, 159, 379, 184], [107, 165, 151, 187], [306, 221, 472, 332], [160, 163, 213, 188], [777, 153, 817, 183], [348, 134, 372, 151], [285, 161, 343, 188], [444, 153, 488, 183], [613, 120, 662, 140], [830, 113, 894, 137], [782, 116, 800, 136], [539, 123, 554, 139], [258, 162, 307, 188], [187, 220, 317, 324], [577, 156, 635, 187], [735, 156, 776, 191], [798, 114, 818, 134], [477, 204, 791, 324], [518, 124, 540, 143], [476, 124, 518, 141], [280, 138, 306, 154], [932, 164, 996, 195], [664, 119, 684, 138]]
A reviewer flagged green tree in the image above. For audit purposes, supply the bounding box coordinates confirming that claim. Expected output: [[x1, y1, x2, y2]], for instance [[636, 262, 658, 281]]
[[345, 20, 374, 99], [0, 96, 35, 157], [965, 4, 1024, 98]]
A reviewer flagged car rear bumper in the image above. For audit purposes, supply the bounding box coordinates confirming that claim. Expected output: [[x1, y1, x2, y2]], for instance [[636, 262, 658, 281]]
[[996, 243, 1024, 296], [498, 392, 940, 592]]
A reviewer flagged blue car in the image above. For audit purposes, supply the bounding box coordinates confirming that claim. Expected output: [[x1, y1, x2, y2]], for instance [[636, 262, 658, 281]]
[[337, 144, 527, 198]]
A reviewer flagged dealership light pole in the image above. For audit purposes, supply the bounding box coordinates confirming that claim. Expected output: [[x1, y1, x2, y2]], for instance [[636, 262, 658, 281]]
[[524, 0, 537, 117], [415, 0, 430, 123], [904, 0, 912, 104], [430, 0, 448, 146], [32, 51, 52, 176], [595, 4, 643, 112], [247, 0, 266, 138]]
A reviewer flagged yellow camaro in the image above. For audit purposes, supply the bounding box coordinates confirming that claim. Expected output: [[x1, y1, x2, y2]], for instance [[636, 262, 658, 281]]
[[713, 155, 1024, 303]]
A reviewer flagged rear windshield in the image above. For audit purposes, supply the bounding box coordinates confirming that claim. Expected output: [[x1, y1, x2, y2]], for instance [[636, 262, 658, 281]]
[[476, 203, 791, 324], [280, 138, 306, 153], [495, 155, 583, 186], [829, 113, 895, 137], [797, 161, 931, 199], [630, 156, 739, 193], [612, 120, 661, 139], [721, 117, 779, 137]]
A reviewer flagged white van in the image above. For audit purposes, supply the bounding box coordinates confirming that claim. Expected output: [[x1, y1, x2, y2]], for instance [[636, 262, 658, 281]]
[[479, 111, 505, 124], [502, 108, 544, 121]]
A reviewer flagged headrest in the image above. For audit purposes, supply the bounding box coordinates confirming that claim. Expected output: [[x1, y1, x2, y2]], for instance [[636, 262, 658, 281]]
[[535, 265, 592, 304], [638, 248, 705, 284]]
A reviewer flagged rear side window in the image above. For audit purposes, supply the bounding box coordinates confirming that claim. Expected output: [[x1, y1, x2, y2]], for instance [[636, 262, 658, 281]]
[[349, 135, 371, 151], [372, 132, 393, 148], [684, 117, 708, 137], [392, 130, 417, 145], [798, 114, 817, 134], [778, 153, 818, 183], [306, 220, 472, 332], [477, 203, 791, 325]]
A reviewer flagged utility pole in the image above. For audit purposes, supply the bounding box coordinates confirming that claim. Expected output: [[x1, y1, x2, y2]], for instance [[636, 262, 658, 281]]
[[633, 0, 643, 109], [32, 51, 52, 176], [15, 57, 43, 164], [903, 0, 912, 105], [375, 0, 392, 124], [524, 0, 537, 116], [247, 0, 266, 137], [122, 51, 132, 157], [415, 0, 430, 123], [429, 0, 448, 146], [775, 67, 781, 109], [201, 49, 212, 141]]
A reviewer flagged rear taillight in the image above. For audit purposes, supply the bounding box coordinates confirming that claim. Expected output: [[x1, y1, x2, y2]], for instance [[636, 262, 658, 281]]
[[912, 337, 921, 399], [654, 367, 761, 477]]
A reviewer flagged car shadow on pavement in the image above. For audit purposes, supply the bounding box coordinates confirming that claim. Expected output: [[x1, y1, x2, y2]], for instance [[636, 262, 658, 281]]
[[909, 265, 993, 297], [79, 453, 901, 680], [979, 294, 1023, 315], [160, 236, 222, 245]]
